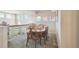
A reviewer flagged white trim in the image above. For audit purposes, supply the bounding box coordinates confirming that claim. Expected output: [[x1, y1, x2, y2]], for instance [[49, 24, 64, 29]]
[[56, 10, 61, 48]]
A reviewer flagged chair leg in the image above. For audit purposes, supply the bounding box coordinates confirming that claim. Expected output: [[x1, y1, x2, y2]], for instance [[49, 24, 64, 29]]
[[44, 36, 47, 45], [35, 40, 37, 48], [46, 35, 48, 40], [40, 39, 41, 45], [26, 38, 29, 47], [44, 39, 46, 45]]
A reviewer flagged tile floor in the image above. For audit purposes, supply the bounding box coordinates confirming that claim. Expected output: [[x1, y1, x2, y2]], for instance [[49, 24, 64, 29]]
[[8, 33, 58, 48]]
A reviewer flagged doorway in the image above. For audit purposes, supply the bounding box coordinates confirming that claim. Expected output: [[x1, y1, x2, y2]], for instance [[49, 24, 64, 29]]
[[6, 10, 59, 48]]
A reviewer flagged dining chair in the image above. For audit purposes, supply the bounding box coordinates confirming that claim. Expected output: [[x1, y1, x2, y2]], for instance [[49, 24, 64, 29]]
[[26, 28, 41, 48]]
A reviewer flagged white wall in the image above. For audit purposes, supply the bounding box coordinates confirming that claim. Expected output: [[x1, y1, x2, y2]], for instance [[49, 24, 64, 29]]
[[0, 25, 8, 48]]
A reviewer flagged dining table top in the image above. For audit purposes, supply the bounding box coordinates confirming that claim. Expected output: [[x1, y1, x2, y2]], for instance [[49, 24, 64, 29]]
[[26, 24, 48, 32]]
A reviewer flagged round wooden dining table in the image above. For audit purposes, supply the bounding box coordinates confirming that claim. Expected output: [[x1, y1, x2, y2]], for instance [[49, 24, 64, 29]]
[[26, 24, 48, 48]]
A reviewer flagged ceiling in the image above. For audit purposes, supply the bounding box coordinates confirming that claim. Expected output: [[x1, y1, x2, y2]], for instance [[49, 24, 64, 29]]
[[0, 10, 57, 16]]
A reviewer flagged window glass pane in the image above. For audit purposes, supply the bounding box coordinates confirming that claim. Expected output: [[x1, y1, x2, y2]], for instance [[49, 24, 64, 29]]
[[5, 14, 15, 25], [6, 14, 13, 19], [16, 15, 24, 24], [24, 15, 28, 19], [52, 16, 56, 22], [0, 13, 4, 18], [43, 16, 48, 21], [0, 13, 5, 24], [17, 15, 36, 24], [36, 16, 41, 21]]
